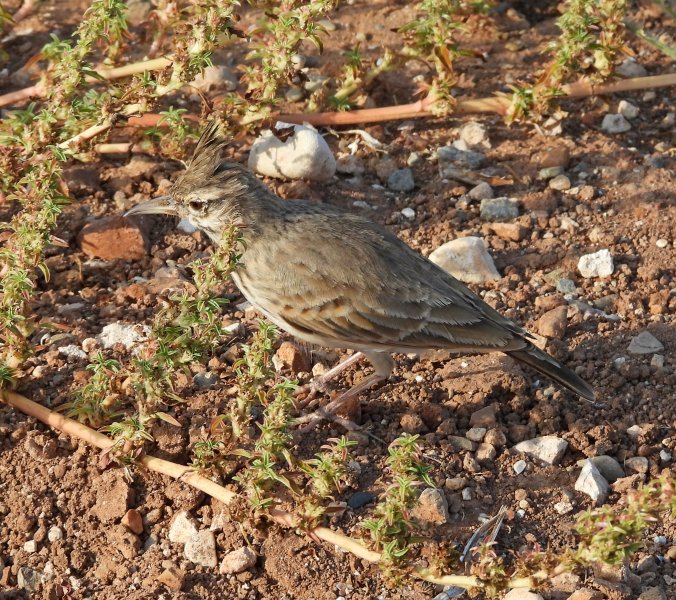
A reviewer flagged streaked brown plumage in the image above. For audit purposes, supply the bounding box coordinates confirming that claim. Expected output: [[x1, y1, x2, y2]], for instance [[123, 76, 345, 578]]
[[126, 123, 595, 405]]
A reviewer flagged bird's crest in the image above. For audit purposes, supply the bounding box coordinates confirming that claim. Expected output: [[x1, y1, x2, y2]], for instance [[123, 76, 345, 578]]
[[173, 120, 228, 195]]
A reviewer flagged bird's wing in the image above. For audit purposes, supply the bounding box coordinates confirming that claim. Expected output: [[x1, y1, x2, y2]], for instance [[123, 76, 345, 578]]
[[237, 211, 530, 353]]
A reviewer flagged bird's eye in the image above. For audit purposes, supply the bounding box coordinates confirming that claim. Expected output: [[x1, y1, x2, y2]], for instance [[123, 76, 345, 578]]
[[188, 200, 205, 212]]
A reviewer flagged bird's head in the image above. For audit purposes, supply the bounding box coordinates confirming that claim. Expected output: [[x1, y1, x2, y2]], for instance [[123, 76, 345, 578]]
[[125, 121, 264, 241]]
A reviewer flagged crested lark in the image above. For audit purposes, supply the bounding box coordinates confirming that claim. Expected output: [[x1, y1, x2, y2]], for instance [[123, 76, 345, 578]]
[[126, 123, 594, 426]]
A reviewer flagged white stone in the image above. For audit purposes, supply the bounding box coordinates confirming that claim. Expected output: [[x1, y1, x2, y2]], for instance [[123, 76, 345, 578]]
[[601, 114, 631, 134], [659, 449, 672, 463], [98, 322, 149, 350], [220, 546, 257, 574], [458, 121, 491, 150], [575, 459, 609, 503], [618, 100, 639, 119], [514, 436, 568, 466], [47, 526, 63, 542], [23, 540, 38, 553], [248, 125, 336, 182], [554, 499, 573, 514], [401, 207, 416, 219], [503, 589, 544, 600], [656, 239, 668, 248], [58, 344, 87, 360], [627, 424, 643, 439], [168, 511, 199, 545], [578, 249, 614, 278], [513, 459, 527, 474], [184, 530, 218, 568], [628, 331, 664, 354], [461, 487, 472, 501], [466, 427, 487, 442], [429, 237, 500, 284], [625, 456, 649, 474]]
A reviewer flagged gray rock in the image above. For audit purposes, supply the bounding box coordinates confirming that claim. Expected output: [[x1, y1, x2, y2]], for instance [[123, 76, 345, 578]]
[[538, 166, 565, 179], [466, 427, 486, 442], [184, 530, 218, 568], [616, 58, 648, 78], [514, 435, 568, 465], [586, 455, 625, 483], [437, 145, 486, 170], [429, 237, 500, 284], [637, 587, 667, 600], [458, 121, 491, 150], [602, 114, 631, 134], [628, 331, 664, 355], [17, 567, 43, 591], [575, 459, 610, 503], [468, 181, 494, 201], [387, 168, 415, 192], [480, 197, 519, 221], [193, 371, 219, 388], [248, 125, 336, 182], [347, 491, 375, 509], [219, 546, 257, 574], [556, 278, 578, 294], [412, 488, 449, 525], [578, 249, 614, 278], [625, 456, 649, 474]]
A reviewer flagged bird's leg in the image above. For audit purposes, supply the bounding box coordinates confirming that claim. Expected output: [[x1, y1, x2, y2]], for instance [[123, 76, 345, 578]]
[[296, 352, 394, 432], [294, 351, 364, 408]]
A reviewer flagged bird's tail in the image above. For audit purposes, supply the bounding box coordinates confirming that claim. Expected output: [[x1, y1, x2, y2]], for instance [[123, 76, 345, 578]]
[[507, 342, 595, 401]]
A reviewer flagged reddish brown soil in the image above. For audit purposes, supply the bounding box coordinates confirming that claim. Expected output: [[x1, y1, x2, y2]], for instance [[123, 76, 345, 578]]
[[0, 1, 674, 599]]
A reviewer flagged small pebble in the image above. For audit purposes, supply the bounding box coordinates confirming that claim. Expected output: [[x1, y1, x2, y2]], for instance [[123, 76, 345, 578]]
[[618, 100, 639, 119], [468, 181, 494, 201], [47, 526, 63, 542], [401, 207, 415, 219], [575, 460, 610, 504], [549, 174, 571, 191], [655, 239, 668, 248], [659, 449, 672, 463], [466, 427, 487, 442], [513, 459, 527, 474], [651, 354, 664, 369], [412, 488, 450, 525], [601, 113, 631, 134], [23, 540, 38, 553], [461, 487, 472, 501], [387, 168, 415, 193], [479, 197, 519, 221]]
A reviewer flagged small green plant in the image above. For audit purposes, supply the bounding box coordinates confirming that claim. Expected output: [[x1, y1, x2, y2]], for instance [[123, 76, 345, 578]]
[[509, 0, 628, 120], [66, 353, 122, 427], [240, 0, 339, 122], [362, 434, 434, 582]]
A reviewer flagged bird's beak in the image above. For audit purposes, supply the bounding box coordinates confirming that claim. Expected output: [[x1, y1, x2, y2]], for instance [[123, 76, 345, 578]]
[[124, 195, 177, 217]]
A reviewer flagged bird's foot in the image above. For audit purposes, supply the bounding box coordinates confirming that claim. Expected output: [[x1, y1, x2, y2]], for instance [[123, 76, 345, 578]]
[[293, 352, 364, 409], [294, 372, 384, 434]]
